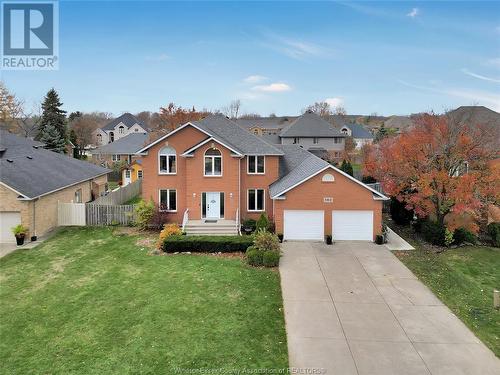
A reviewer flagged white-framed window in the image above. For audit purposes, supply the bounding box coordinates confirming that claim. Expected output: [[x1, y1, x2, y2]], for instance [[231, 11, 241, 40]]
[[313, 137, 319, 144], [112, 154, 121, 162], [204, 148, 222, 176], [96, 133, 102, 144], [138, 170, 143, 179], [334, 137, 343, 144], [159, 146, 176, 174], [322, 173, 335, 182], [248, 189, 265, 212], [341, 128, 349, 135], [125, 170, 131, 178], [134, 128, 139, 132], [109, 132, 114, 142], [118, 125, 125, 134], [159, 189, 177, 212], [293, 137, 299, 144], [247, 155, 265, 174], [74, 188, 82, 203]]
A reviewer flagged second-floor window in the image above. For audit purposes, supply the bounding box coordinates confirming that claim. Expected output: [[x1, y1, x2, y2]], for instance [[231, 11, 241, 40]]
[[204, 148, 222, 176], [334, 137, 343, 144], [313, 138, 319, 144], [159, 146, 176, 174], [293, 137, 299, 144], [118, 125, 125, 134], [112, 154, 120, 162], [248, 155, 265, 174]]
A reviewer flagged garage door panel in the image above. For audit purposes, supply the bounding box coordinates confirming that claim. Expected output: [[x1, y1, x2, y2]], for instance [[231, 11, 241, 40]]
[[284, 210, 324, 241], [332, 210, 373, 241], [0, 212, 21, 243]]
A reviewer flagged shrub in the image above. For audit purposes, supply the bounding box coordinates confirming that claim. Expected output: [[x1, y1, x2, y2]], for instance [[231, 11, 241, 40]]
[[162, 235, 254, 253], [158, 223, 182, 248], [149, 206, 170, 230], [267, 221, 276, 234], [390, 198, 414, 226], [134, 199, 155, 230], [246, 246, 263, 266], [453, 227, 477, 245], [253, 229, 280, 252], [487, 222, 500, 247], [256, 213, 270, 232], [11, 224, 28, 236], [242, 218, 256, 231], [421, 220, 447, 246], [412, 217, 427, 233], [262, 250, 280, 267]]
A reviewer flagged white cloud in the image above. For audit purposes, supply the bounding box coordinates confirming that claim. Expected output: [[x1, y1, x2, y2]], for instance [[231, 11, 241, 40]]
[[146, 53, 169, 62], [252, 83, 291, 93], [407, 8, 419, 18], [260, 31, 333, 60], [461, 68, 500, 83], [324, 97, 344, 108], [243, 75, 268, 84]]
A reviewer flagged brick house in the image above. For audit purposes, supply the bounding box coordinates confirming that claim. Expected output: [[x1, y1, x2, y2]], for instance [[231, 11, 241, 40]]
[[137, 114, 388, 240], [0, 131, 110, 243], [94, 113, 148, 145]]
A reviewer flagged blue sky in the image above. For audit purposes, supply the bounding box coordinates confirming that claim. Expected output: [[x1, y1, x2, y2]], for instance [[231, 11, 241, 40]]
[[2, 1, 499, 116]]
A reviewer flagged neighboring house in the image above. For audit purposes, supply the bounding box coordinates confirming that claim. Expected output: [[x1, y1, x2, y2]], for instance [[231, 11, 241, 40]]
[[137, 114, 388, 240], [0, 131, 110, 243], [340, 123, 374, 149], [122, 160, 143, 186], [94, 113, 148, 145], [91, 133, 148, 168], [236, 116, 294, 136]]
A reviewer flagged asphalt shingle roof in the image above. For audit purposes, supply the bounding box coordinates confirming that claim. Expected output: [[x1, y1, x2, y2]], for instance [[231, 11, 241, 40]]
[[346, 123, 373, 139], [0, 130, 110, 199], [279, 111, 345, 138], [269, 145, 329, 198], [190, 114, 284, 155], [92, 133, 149, 155], [101, 113, 147, 131], [235, 117, 295, 130]]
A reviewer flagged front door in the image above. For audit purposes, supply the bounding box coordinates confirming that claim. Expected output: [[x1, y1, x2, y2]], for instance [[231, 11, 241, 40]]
[[206, 192, 220, 219]]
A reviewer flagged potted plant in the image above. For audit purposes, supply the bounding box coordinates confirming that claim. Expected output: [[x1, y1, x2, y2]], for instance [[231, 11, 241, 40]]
[[241, 219, 256, 235], [277, 233, 284, 243], [11, 224, 28, 246], [325, 234, 333, 245]]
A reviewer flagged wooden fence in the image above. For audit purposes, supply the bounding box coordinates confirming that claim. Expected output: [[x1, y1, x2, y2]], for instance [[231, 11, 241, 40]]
[[86, 204, 136, 226], [93, 179, 141, 205]]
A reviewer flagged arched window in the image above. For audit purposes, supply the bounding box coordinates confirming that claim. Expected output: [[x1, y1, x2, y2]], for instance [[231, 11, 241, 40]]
[[118, 125, 125, 134], [109, 132, 114, 142], [322, 173, 335, 182], [204, 148, 222, 176], [96, 133, 102, 144], [341, 127, 349, 135], [159, 146, 176, 174]]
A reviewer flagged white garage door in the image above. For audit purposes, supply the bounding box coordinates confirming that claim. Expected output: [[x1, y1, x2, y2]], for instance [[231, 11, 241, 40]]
[[332, 210, 373, 241], [0, 212, 21, 243], [284, 210, 324, 241]]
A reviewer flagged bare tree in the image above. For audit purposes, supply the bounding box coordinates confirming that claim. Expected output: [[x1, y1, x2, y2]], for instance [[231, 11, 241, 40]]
[[221, 99, 241, 119], [303, 101, 332, 117], [17, 102, 42, 138], [69, 113, 102, 157], [0, 82, 23, 132]]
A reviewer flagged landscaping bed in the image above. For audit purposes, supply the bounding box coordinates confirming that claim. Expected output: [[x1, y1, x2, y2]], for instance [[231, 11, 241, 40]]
[[0, 227, 288, 374]]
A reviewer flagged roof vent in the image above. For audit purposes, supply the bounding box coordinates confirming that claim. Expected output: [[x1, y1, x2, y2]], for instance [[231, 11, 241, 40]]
[[27, 156, 33, 159], [6, 158, 13, 163], [33, 145, 39, 149]]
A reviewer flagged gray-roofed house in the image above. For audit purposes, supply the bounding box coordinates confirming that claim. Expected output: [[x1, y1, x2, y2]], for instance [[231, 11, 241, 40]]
[[94, 113, 148, 145], [92, 132, 148, 166], [339, 123, 374, 149], [136, 114, 388, 241], [0, 130, 110, 243]]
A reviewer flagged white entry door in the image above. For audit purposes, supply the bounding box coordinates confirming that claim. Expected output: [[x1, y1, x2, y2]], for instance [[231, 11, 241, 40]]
[[284, 210, 324, 241], [0, 212, 21, 243], [332, 210, 373, 241], [123, 169, 131, 186], [206, 192, 220, 218]]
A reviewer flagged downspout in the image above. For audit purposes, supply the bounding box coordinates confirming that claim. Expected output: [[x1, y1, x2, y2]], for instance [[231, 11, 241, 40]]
[[238, 157, 241, 234], [32, 198, 37, 241]]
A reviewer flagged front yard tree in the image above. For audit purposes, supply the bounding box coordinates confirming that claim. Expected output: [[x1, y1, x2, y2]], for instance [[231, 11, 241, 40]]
[[0, 82, 23, 132], [39, 123, 66, 153], [38, 88, 67, 144], [340, 159, 354, 176], [364, 112, 499, 232]]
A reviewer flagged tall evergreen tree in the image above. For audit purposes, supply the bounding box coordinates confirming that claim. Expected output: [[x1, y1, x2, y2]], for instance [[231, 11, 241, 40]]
[[37, 88, 67, 145], [39, 123, 66, 153], [340, 159, 354, 176]]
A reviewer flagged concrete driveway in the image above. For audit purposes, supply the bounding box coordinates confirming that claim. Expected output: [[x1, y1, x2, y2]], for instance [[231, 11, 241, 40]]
[[280, 241, 500, 375]]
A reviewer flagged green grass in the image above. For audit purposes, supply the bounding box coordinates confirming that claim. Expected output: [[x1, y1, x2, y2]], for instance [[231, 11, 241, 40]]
[[108, 181, 119, 190], [0, 227, 288, 374], [394, 245, 500, 357], [124, 195, 142, 205]]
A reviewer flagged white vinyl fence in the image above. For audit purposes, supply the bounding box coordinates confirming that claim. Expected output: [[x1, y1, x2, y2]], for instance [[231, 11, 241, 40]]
[[58, 202, 86, 226], [93, 179, 141, 205]]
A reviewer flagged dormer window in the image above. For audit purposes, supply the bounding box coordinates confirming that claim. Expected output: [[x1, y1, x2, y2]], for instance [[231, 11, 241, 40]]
[[248, 155, 265, 174], [159, 146, 176, 174], [341, 128, 349, 135], [118, 125, 125, 134], [204, 148, 222, 176]]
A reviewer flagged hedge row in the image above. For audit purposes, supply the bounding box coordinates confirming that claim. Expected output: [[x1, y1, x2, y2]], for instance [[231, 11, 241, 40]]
[[162, 235, 254, 253]]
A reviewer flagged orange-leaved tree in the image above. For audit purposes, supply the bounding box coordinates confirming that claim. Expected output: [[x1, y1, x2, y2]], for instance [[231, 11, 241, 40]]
[[363, 112, 499, 232]]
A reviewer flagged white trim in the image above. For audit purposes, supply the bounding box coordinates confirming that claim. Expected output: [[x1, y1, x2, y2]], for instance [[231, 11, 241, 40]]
[[247, 188, 265, 212], [247, 155, 265, 175], [0, 181, 30, 200], [270, 165, 389, 200], [158, 146, 177, 175], [159, 188, 177, 212], [203, 148, 223, 177], [182, 136, 243, 157]]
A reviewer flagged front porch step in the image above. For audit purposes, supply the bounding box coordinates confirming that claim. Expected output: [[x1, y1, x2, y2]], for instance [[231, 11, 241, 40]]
[[184, 220, 239, 236]]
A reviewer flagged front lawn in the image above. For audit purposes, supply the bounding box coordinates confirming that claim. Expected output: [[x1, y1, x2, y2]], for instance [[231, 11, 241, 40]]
[[0, 227, 288, 374], [394, 244, 500, 357]]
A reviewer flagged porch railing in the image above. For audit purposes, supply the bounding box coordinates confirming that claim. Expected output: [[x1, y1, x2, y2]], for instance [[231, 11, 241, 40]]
[[181, 208, 189, 232], [236, 208, 240, 235]]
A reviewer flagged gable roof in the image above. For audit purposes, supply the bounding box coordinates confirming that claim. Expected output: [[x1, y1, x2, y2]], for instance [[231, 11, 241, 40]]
[[345, 123, 374, 139], [0, 130, 110, 199], [269, 144, 388, 200], [101, 113, 147, 131], [279, 111, 345, 138], [92, 133, 149, 155], [235, 116, 296, 130], [137, 114, 284, 156]]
